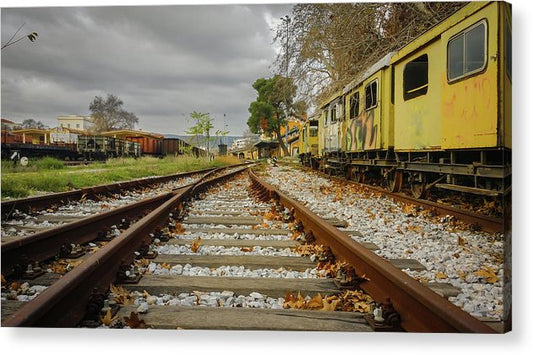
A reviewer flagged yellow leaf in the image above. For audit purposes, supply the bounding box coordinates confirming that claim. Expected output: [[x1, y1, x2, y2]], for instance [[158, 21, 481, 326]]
[[321, 298, 340, 311], [100, 308, 119, 326], [475, 266, 499, 284], [306, 293, 324, 310], [436, 271, 447, 279], [190, 237, 202, 253]]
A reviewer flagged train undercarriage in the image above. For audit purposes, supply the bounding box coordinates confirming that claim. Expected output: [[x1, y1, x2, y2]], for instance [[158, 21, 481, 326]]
[[306, 148, 511, 210]]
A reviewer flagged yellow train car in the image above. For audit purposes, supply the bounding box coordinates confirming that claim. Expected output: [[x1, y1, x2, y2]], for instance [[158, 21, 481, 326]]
[[391, 1, 511, 196], [298, 114, 319, 167], [341, 53, 396, 181], [302, 1, 510, 199]]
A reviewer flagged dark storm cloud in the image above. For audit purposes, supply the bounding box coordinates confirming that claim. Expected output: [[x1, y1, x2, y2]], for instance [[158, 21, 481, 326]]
[[1, 3, 292, 135]]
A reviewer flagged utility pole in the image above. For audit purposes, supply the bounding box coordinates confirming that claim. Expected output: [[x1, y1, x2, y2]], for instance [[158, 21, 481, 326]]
[[281, 15, 291, 156]]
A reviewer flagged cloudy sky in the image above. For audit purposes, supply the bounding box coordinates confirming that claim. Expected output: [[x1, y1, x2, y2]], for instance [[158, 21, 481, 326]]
[[1, 1, 293, 136]]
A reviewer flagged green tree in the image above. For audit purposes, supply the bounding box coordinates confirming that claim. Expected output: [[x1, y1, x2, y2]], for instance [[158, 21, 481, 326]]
[[21, 119, 46, 129], [247, 75, 306, 156], [186, 111, 214, 157], [89, 94, 138, 132]]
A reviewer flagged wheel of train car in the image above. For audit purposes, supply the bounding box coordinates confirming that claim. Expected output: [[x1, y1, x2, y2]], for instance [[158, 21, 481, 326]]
[[345, 166, 354, 180], [353, 172, 365, 184], [387, 170, 403, 193]]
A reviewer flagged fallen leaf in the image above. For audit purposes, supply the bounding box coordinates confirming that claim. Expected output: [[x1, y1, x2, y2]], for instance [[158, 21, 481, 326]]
[[436, 271, 447, 279], [174, 223, 186, 235], [475, 266, 499, 284], [240, 246, 254, 252], [110, 284, 134, 305], [100, 308, 119, 326], [190, 237, 202, 253], [160, 262, 172, 270], [306, 293, 324, 310], [124, 311, 147, 329]]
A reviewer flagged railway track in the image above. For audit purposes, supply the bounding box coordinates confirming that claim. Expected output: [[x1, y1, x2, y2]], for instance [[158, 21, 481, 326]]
[[1, 164, 498, 332], [294, 162, 504, 233]]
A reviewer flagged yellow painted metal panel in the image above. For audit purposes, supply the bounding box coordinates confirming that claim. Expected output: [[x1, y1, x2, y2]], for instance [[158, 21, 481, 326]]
[[440, 4, 499, 149], [502, 2, 512, 149], [394, 43, 443, 150]]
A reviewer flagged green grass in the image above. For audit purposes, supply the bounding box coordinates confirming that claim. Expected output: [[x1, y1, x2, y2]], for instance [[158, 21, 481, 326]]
[[1, 155, 241, 199]]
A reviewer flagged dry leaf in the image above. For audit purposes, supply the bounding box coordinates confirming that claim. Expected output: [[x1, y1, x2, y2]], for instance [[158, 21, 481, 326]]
[[100, 308, 119, 326], [436, 271, 447, 279], [174, 223, 186, 235], [475, 266, 499, 284], [110, 284, 134, 305], [306, 293, 324, 310], [240, 246, 254, 252], [160, 262, 172, 270], [321, 298, 340, 311], [124, 311, 147, 329], [190, 237, 202, 253]]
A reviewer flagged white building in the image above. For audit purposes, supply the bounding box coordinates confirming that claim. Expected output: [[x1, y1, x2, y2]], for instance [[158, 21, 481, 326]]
[[57, 115, 93, 130]]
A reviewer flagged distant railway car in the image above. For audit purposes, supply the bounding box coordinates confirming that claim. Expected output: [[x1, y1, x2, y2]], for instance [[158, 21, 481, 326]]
[[298, 115, 319, 167], [304, 1, 511, 199], [162, 138, 186, 155], [77, 135, 118, 160], [102, 130, 163, 156]]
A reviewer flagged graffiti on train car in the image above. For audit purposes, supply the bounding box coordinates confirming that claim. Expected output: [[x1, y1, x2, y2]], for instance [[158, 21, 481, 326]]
[[346, 109, 377, 151]]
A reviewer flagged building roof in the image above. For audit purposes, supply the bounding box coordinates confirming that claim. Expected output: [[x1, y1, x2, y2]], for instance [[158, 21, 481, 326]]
[[12, 128, 48, 135], [254, 140, 279, 148], [101, 129, 163, 139]]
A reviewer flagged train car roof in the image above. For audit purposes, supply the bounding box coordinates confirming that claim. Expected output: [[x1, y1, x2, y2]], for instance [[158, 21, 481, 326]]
[[101, 129, 163, 139], [390, 1, 491, 64], [343, 51, 395, 95]]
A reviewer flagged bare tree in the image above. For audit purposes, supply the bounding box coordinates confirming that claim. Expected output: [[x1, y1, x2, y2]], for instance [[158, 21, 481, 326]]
[[1, 23, 38, 50], [89, 94, 139, 133], [273, 2, 466, 106]]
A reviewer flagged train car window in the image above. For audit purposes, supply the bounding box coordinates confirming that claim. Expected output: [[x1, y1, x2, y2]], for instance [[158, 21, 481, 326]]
[[350, 92, 360, 119], [336, 102, 344, 121], [365, 80, 378, 110], [447, 20, 487, 82], [505, 21, 512, 80], [309, 127, 318, 137], [323, 110, 328, 127], [403, 54, 428, 100], [331, 105, 337, 123]]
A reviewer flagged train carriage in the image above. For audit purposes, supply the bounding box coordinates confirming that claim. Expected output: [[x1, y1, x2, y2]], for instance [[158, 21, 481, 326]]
[[342, 52, 396, 183], [303, 1, 511, 200], [390, 1, 511, 197], [298, 115, 319, 167]]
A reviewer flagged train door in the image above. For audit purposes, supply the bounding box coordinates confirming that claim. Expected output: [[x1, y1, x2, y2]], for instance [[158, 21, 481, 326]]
[[327, 100, 341, 151], [345, 88, 361, 151]]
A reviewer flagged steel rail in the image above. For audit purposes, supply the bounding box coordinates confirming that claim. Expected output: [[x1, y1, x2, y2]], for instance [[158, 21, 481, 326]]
[[1, 166, 250, 327], [0, 167, 215, 219], [248, 170, 496, 333], [304, 166, 503, 233], [1, 191, 175, 277], [1, 163, 250, 275]]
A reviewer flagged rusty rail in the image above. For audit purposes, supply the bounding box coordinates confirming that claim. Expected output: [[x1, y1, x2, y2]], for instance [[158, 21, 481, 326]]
[[1, 166, 250, 327], [248, 170, 496, 333], [1, 167, 216, 219], [301, 165, 504, 234]]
